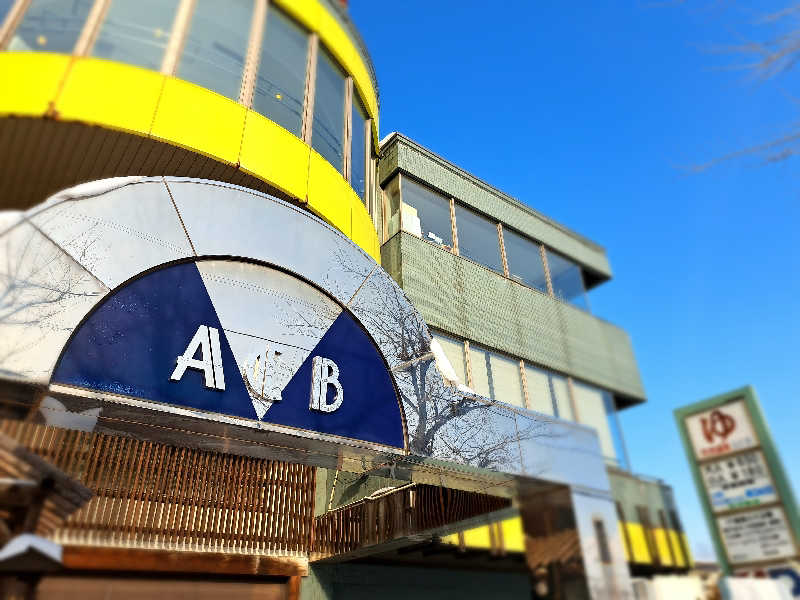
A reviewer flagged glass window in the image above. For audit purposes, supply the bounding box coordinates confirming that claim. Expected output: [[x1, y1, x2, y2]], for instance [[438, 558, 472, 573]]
[[350, 94, 368, 203], [454, 204, 503, 274], [546, 250, 589, 310], [431, 331, 466, 385], [572, 381, 618, 466], [311, 45, 346, 173], [177, 0, 252, 100], [0, 0, 14, 24], [401, 178, 452, 248], [524, 364, 555, 415], [91, 0, 179, 71], [605, 392, 629, 469], [503, 228, 547, 293], [489, 352, 524, 408], [8, 0, 92, 53], [550, 374, 573, 420], [468, 344, 524, 406], [469, 344, 492, 399], [383, 175, 401, 239], [253, 6, 307, 136]]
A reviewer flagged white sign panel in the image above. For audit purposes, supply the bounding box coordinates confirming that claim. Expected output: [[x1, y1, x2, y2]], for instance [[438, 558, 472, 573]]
[[702, 450, 778, 513], [685, 400, 758, 459], [718, 507, 797, 564]]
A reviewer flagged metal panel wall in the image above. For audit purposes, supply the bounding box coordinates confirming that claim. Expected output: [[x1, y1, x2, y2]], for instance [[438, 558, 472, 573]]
[[378, 134, 612, 279], [383, 232, 645, 402]]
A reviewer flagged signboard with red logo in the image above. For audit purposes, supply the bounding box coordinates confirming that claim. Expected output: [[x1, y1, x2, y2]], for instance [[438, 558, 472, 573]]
[[685, 400, 757, 459], [675, 386, 800, 590]]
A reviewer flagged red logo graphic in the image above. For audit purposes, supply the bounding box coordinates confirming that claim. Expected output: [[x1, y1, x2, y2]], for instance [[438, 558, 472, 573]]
[[701, 409, 736, 443]]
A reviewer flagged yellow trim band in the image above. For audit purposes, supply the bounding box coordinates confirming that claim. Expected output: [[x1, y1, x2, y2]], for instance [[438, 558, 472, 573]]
[[0, 53, 380, 261]]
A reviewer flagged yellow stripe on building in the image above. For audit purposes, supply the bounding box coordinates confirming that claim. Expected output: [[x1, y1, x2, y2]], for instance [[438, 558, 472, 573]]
[[625, 522, 652, 564], [653, 528, 674, 566], [0, 53, 380, 261]]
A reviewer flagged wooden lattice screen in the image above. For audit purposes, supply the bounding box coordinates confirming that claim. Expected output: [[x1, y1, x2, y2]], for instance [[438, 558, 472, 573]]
[[0, 420, 315, 556], [314, 483, 511, 556]]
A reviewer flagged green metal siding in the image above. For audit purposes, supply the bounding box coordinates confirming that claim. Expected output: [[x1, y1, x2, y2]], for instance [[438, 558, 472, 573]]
[[382, 232, 645, 402], [378, 134, 612, 279]]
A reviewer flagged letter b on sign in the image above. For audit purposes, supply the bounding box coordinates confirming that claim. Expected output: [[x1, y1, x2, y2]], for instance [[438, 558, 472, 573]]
[[310, 357, 343, 413]]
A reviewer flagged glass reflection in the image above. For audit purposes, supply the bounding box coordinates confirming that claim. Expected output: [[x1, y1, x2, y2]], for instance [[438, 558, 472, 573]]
[[454, 204, 503, 274], [401, 178, 452, 248], [8, 0, 92, 53], [253, 5, 307, 136], [468, 343, 524, 407], [350, 94, 367, 202], [311, 45, 346, 173], [503, 227, 547, 293], [0, 0, 14, 25], [177, 0, 252, 100], [383, 175, 400, 239], [431, 331, 467, 384], [91, 0, 179, 70], [546, 249, 589, 311], [523, 364, 556, 416]]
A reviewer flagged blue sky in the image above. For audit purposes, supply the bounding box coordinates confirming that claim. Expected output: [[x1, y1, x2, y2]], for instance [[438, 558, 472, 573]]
[[350, 1, 800, 561]]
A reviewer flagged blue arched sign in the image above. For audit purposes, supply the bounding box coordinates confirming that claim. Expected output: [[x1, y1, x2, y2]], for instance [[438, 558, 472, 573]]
[[52, 259, 405, 450]]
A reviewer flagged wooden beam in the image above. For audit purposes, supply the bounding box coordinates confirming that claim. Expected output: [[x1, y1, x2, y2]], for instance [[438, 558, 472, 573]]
[[62, 546, 309, 577]]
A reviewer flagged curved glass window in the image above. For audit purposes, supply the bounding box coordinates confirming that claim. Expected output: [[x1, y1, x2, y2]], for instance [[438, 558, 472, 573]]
[[503, 228, 547, 293], [177, 0, 253, 100], [312, 45, 346, 173], [8, 0, 91, 53], [253, 6, 307, 136], [454, 204, 503, 274], [91, 0, 179, 71], [350, 94, 368, 202]]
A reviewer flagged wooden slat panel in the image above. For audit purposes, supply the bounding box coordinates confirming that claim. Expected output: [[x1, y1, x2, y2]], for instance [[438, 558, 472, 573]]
[[0, 420, 314, 556]]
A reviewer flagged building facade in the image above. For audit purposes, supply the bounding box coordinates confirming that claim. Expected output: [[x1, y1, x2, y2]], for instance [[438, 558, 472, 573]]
[[0, 1, 688, 598]]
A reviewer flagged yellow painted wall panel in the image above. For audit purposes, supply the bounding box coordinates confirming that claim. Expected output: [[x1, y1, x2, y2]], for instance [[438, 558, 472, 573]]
[[351, 197, 380, 262], [669, 530, 686, 567], [151, 78, 245, 165], [0, 53, 69, 116], [500, 517, 525, 553], [307, 150, 352, 238], [240, 110, 310, 201], [462, 525, 492, 549], [274, 0, 321, 33], [654, 528, 674, 566], [626, 523, 652, 564], [56, 58, 163, 135]]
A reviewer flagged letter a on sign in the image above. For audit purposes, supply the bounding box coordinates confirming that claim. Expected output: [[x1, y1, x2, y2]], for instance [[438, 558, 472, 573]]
[[309, 357, 343, 413], [170, 325, 226, 390]]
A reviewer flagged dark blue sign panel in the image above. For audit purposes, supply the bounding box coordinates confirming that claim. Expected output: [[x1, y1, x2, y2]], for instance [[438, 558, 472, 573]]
[[53, 260, 405, 449]]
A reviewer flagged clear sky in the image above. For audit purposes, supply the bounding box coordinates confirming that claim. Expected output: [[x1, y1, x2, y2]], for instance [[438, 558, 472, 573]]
[[350, 1, 800, 561]]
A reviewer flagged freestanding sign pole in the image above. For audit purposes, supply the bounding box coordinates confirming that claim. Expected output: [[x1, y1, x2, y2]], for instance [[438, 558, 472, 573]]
[[675, 386, 800, 591]]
